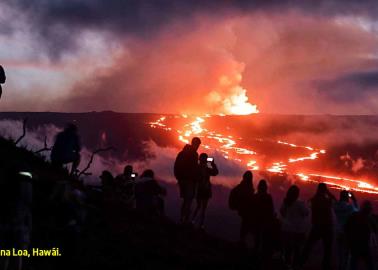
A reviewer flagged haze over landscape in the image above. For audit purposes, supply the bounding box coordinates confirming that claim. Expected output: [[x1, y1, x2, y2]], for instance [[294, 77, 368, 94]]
[[2, 0, 378, 115]]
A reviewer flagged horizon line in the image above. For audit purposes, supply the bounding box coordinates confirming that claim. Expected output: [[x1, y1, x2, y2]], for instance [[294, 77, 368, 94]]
[[0, 111, 377, 117]]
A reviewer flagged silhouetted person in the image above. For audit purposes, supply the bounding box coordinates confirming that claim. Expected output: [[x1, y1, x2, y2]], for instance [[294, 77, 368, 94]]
[[51, 123, 81, 175], [346, 200, 376, 270], [334, 190, 359, 270], [101, 170, 114, 190], [0, 166, 32, 270], [0, 65, 5, 99], [191, 153, 218, 229], [117, 165, 133, 182], [280, 185, 309, 269], [229, 170, 255, 247], [135, 169, 166, 216], [115, 165, 136, 210], [100, 170, 115, 207], [174, 137, 201, 224], [66, 179, 87, 228], [254, 179, 275, 265], [50, 179, 84, 265], [301, 183, 336, 270]]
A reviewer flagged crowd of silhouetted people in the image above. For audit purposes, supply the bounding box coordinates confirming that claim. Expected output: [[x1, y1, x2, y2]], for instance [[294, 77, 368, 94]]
[[229, 177, 375, 270], [100, 166, 166, 218], [173, 137, 378, 270], [0, 122, 377, 270]]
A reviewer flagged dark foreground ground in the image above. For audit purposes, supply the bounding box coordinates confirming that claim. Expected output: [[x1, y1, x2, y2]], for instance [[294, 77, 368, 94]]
[[0, 136, 258, 269]]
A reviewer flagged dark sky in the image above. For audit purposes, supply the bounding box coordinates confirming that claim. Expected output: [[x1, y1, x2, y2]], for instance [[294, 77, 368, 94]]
[[1, 0, 378, 114]]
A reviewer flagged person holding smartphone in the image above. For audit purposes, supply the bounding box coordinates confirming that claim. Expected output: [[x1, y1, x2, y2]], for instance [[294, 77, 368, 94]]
[[191, 153, 218, 230], [115, 165, 137, 210], [334, 190, 359, 270]]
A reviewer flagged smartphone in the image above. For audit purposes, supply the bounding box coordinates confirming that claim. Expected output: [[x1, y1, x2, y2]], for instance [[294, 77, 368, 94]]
[[131, 173, 137, 178], [19, 171, 32, 179], [207, 157, 214, 162], [348, 192, 352, 198]]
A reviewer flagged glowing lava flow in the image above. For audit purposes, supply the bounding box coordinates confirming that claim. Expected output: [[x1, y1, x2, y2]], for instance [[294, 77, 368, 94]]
[[150, 115, 378, 194]]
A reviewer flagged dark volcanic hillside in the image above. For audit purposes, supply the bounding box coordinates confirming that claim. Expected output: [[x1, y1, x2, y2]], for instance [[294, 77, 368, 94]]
[[0, 111, 178, 161], [0, 136, 257, 270]]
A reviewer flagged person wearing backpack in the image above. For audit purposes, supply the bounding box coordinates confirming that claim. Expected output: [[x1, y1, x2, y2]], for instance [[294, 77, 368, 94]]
[[0, 65, 6, 98], [174, 137, 201, 224], [229, 170, 255, 247]]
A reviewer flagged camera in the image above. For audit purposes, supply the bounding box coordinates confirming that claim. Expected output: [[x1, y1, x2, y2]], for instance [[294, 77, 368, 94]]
[[207, 157, 214, 162]]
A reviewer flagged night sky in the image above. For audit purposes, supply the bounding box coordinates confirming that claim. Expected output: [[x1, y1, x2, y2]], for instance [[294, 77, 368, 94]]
[[1, 0, 378, 114]]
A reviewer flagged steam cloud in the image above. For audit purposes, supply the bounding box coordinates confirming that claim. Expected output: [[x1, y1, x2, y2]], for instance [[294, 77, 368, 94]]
[[340, 153, 366, 173], [55, 14, 378, 115], [1, 1, 378, 114]]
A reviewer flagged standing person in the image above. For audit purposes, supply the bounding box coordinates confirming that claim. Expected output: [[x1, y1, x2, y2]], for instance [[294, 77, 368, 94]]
[[51, 123, 81, 175], [0, 166, 32, 270], [174, 137, 201, 224], [0, 65, 5, 98], [191, 153, 218, 230], [334, 190, 359, 270], [115, 165, 136, 210], [254, 179, 275, 265], [100, 170, 117, 224], [51, 179, 84, 265], [100, 170, 115, 194], [229, 171, 255, 247], [135, 169, 166, 216], [301, 183, 337, 270], [280, 185, 309, 269], [64, 179, 87, 230], [346, 201, 376, 270]]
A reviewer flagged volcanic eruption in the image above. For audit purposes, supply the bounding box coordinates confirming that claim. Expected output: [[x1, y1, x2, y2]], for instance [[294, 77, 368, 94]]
[[150, 101, 378, 195]]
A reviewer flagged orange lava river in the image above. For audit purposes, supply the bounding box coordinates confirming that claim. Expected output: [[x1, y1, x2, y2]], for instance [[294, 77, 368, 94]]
[[150, 115, 378, 195]]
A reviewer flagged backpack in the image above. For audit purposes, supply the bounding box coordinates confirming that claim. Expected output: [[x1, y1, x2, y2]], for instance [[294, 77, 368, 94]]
[[229, 185, 241, 211], [0, 66, 5, 84], [174, 150, 186, 180]]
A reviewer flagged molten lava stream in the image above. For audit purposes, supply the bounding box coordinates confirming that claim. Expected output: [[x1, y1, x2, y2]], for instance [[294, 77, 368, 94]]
[[149, 115, 378, 195]]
